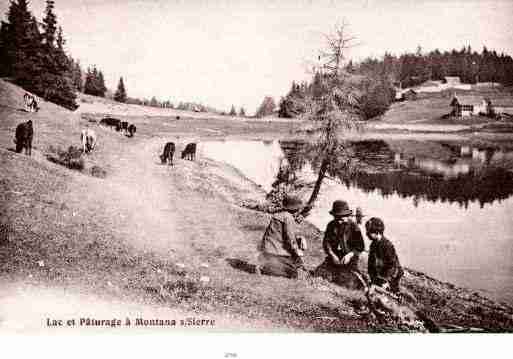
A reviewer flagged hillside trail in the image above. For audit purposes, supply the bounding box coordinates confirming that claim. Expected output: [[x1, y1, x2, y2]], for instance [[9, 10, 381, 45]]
[[75, 135, 258, 269], [1, 134, 280, 332]]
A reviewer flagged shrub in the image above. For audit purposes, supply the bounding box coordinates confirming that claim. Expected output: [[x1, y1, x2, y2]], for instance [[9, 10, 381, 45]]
[[46, 145, 84, 171], [90, 165, 107, 178]]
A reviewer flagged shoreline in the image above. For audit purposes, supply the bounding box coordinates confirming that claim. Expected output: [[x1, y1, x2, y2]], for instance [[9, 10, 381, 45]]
[[2, 79, 512, 332]]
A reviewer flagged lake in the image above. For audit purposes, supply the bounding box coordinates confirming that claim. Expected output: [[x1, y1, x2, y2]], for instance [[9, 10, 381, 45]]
[[200, 139, 513, 304]]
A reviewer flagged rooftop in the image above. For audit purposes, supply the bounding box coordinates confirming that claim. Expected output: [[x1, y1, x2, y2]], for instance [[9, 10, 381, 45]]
[[451, 95, 485, 106]]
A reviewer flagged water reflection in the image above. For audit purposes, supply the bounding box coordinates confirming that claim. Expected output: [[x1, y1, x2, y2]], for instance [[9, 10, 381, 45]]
[[201, 139, 513, 303], [346, 169, 513, 209], [280, 139, 513, 208]]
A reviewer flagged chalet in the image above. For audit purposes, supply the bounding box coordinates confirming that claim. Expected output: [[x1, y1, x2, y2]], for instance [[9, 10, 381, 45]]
[[450, 95, 490, 117], [395, 88, 418, 101], [402, 89, 418, 101], [444, 76, 461, 86]]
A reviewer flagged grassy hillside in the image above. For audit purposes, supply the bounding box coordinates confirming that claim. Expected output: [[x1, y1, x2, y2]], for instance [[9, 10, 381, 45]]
[[381, 88, 513, 125], [1, 79, 513, 333]]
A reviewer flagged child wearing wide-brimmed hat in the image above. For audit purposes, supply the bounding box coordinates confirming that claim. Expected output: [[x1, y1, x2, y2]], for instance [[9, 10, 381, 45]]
[[312, 200, 366, 285], [256, 195, 308, 279]]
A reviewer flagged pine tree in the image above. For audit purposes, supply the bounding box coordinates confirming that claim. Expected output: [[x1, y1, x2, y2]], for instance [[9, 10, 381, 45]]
[[42, 0, 57, 46], [69, 57, 83, 92], [229, 105, 237, 116], [239, 107, 246, 117], [114, 77, 127, 102], [0, 20, 11, 76], [84, 65, 106, 97], [0, 0, 77, 109], [4, 0, 38, 80], [98, 71, 107, 97], [150, 96, 159, 107], [35, 1, 77, 109], [255, 96, 276, 118], [83, 67, 94, 95]]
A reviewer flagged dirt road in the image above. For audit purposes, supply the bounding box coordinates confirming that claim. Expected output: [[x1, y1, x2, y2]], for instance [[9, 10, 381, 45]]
[[0, 132, 282, 332]]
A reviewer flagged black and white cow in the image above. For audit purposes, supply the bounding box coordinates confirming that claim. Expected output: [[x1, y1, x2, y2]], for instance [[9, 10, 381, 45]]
[[23, 93, 39, 113], [121, 121, 129, 134], [81, 128, 97, 153]]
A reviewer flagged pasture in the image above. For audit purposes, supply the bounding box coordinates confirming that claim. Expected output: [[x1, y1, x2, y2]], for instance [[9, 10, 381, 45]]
[[1, 79, 512, 332]]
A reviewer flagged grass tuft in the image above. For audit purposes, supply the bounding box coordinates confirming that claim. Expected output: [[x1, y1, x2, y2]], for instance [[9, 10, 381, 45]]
[[90, 165, 107, 178], [46, 145, 85, 171]]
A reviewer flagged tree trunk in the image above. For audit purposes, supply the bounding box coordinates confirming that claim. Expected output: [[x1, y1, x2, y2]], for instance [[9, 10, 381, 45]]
[[303, 157, 329, 216]]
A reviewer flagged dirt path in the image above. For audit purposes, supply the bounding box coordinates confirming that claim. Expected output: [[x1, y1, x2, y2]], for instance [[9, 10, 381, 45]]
[[0, 134, 282, 332], [78, 136, 262, 265]]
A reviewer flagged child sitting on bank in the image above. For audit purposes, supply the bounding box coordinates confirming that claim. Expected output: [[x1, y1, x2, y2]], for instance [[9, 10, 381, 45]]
[[365, 217, 404, 293]]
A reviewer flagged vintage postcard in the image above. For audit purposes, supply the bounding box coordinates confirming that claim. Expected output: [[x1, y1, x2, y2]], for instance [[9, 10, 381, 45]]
[[1, 0, 512, 354]]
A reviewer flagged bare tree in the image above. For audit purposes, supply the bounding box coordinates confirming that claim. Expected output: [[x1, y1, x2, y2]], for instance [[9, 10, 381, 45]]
[[301, 23, 362, 216]]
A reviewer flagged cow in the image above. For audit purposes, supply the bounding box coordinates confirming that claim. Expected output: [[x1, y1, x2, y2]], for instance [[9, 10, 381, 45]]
[[23, 93, 39, 113], [81, 129, 97, 153], [181, 142, 196, 161], [160, 142, 175, 166], [99, 117, 121, 130], [127, 124, 136, 137], [14, 120, 33, 155], [121, 121, 128, 134]]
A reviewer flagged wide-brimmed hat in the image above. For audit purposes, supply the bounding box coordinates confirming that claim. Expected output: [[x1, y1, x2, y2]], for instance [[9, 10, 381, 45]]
[[283, 195, 303, 211], [329, 200, 352, 216]]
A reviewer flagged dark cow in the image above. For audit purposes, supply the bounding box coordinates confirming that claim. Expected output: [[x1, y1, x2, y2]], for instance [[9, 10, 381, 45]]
[[181, 142, 197, 161], [160, 142, 175, 166], [127, 124, 136, 137], [121, 121, 129, 134], [99, 117, 121, 130], [14, 120, 33, 155]]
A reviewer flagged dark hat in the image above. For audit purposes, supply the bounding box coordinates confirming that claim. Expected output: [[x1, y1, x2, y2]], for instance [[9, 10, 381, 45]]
[[329, 200, 352, 217], [365, 217, 385, 234], [283, 195, 303, 211]]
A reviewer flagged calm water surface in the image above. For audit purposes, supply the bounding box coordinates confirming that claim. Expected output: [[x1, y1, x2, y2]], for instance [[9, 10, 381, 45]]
[[200, 139, 513, 304]]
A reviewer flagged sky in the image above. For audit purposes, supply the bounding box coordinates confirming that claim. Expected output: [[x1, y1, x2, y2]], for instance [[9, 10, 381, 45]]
[[2, 0, 513, 114]]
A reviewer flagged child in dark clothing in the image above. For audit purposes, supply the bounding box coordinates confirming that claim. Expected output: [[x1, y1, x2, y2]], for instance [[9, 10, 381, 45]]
[[365, 217, 404, 293]]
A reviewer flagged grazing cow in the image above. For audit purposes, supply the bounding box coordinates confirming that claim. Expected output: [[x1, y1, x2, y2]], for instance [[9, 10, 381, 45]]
[[14, 120, 33, 155], [127, 124, 136, 137], [160, 142, 175, 166], [181, 142, 197, 161], [99, 117, 121, 130], [81, 129, 97, 153], [23, 93, 39, 113], [121, 121, 129, 134]]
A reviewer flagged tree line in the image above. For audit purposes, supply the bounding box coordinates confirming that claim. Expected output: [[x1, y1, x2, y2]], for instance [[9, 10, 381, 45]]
[[0, 0, 78, 109], [351, 45, 513, 88], [0, 0, 128, 108], [0, 0, 227, 113]]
